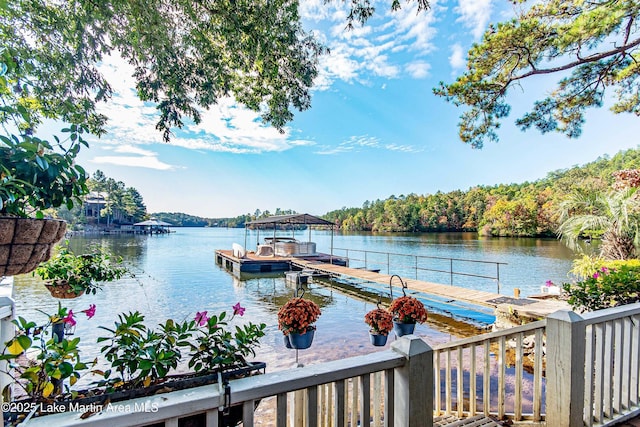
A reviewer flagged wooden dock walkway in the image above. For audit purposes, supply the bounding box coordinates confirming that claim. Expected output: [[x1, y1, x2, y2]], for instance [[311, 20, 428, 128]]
[[291, 258, 570, 319]]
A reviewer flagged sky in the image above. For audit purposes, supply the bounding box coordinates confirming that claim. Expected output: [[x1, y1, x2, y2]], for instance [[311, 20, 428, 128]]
[[70, 0, 640, 218]]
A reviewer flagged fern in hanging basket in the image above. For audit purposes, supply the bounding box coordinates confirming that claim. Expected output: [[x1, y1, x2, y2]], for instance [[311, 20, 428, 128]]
[[277, 297, 321, 335], [35, 243, 129, 297]]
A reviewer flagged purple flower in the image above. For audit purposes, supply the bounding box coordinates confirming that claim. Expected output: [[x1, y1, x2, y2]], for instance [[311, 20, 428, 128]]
[[601, 267, 609, 274], [62, 310, 76, 327], [545, 280, 554, 287], [233, 302, 245, 317], [82, 304, 96, 319], [593, 272, 600, 279], [195, 311, 209, 326]]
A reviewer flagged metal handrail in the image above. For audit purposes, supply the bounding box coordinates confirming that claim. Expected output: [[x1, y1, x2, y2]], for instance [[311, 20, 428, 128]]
[[332, 247, 507, 293]]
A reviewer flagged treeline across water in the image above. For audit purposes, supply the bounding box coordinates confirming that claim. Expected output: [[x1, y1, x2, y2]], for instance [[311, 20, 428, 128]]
[[323, 147, 640, 237]]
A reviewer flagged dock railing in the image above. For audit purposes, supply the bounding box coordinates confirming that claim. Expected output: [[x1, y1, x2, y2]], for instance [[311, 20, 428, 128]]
[[11, 306, 640, 427], [332, 247, 507, 293]]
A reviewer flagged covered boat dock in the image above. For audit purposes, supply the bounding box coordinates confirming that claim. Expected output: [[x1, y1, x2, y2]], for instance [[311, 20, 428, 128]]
[[215, 213, 346, 275]]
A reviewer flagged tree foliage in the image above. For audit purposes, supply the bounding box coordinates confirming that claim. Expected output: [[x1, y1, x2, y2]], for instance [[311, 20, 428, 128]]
[[323, 147, 640, 236], [435, 0, 640, 148], [2, 0, 330, 142]]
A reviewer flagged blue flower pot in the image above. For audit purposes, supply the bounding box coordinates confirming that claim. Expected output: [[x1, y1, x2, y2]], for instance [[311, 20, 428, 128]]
[[393, 321, 416, 337], [288, 328, 315, 350], [283, 334, 292, 349], [370, 333, 388, 346]]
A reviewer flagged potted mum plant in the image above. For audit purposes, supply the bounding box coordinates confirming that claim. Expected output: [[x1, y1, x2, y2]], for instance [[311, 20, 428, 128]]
[[277, 297, 321, 350], [388, 295, 428, 337], [364, 307, 393, 346], [34, 243, 129, 298]]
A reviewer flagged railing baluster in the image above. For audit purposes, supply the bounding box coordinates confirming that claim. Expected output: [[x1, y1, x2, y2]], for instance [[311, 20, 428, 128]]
[[457, 346, 463, 418], [614, 319, 623, 414], [484, 340, 490, 416], [498, 336, 506, 420], [306, 386, 318, 427], [632, 315, 640, 408], [334, 379, 346, 427], [533, 328, 543, 422], [206, 409, 219, 427], [605, 321, 614, 419], [360, 374, 371, 427], [385, 368, 394, 427], [470, 343, 477, 416], [594, 322, 605, 423], [243, 400, 255, 426], [584, 325, 595, 427], [623, 317, 632, 410], [446, 349, 452, 414], [373, 372, 382, 427], [276, 393, 287, 427], [434, 350, 441, 416], [351, 378, 358, 427], [515, 332, 523, 421]]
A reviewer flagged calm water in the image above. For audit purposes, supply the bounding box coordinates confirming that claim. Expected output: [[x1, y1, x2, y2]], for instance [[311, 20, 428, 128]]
[[12, 228, 576, 378]]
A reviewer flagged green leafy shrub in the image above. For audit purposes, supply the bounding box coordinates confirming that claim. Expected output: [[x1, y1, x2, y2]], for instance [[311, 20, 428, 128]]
[[563, 264, 640, 311], [35, 243, 129, 295]]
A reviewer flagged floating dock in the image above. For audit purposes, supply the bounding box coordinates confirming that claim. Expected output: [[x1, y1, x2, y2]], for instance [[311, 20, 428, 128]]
[[214, 249, 347, 276], [289, 258, 570, 320], [216, 247, 570, 322]]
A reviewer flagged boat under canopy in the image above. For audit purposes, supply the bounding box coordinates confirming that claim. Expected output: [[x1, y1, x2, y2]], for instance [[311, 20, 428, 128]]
[[243, 213, 335, 258]]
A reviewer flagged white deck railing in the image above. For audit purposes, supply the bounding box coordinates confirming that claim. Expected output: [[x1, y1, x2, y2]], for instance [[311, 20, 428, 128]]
[[433, 320, 546, 422], [579, 304, 640, 427], [20, 336, 432, 427], [9, 304, 640, 427]]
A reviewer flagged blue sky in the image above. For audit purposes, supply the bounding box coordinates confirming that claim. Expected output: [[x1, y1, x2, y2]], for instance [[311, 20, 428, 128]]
[[73, 0, 640, 218]]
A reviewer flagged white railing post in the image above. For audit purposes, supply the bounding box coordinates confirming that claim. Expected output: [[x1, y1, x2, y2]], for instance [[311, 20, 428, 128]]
[[0, 276, 15, 405], [546, 310, 586, 427], [391, 335, 433, 427]]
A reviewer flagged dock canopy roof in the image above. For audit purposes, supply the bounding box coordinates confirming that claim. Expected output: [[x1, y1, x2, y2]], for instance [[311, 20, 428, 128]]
[[246, 214, 334, 227], [134, 219, 173, 226]]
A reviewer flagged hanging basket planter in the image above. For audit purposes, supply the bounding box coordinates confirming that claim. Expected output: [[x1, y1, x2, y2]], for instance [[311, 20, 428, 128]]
[[44, 280, 85, 299], [0, 217, 67, 276]]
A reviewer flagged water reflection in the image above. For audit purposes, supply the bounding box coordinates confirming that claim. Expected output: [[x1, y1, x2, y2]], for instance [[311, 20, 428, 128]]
[[11, 228, 577, 380]]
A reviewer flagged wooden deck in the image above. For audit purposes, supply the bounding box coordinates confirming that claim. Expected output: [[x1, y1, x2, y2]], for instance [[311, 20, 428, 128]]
[[290, 258, 570, 319]]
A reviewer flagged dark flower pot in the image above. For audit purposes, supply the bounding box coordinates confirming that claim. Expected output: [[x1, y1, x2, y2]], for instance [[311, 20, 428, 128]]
[[369, 333, 388, 346], [283, 334, 292, 349], [393, 320, 416, 337], [288, 328, 315, 350], [51, 321, 65, 342]]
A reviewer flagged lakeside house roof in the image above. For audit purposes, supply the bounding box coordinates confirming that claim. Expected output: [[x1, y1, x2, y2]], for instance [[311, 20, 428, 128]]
[[245, 214, 334, 227]]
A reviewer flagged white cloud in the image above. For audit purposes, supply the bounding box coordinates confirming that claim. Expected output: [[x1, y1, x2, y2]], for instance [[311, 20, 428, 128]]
[[90, 155, 176, 171], [449, 43, 466, 70], [93, 56, 315, 155], [455, 0, 492, 39], [310, 0, 439, 89], [315, 135, 421, 155], [406, 61, 431, 78]]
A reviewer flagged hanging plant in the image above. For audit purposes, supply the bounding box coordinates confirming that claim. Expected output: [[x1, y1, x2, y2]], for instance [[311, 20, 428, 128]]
[[277, 296, 321, 350], [365, 307, 394, 346]]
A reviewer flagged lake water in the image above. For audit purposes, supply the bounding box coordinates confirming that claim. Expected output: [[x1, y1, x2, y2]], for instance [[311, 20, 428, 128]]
[[12, 228, 577, 377]]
